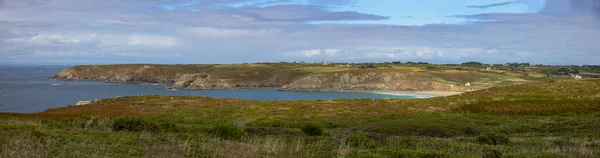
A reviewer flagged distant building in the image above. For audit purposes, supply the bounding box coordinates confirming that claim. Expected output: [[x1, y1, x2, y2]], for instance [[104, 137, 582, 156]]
[[571, 74, 583, 79], [465, 82, 472, 87]]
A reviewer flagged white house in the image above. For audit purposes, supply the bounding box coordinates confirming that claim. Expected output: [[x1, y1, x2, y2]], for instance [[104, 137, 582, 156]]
[[465, 82, 472, 87]]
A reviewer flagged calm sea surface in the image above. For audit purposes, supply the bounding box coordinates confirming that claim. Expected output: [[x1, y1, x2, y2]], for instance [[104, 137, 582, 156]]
[[0, 65, 430, 113]]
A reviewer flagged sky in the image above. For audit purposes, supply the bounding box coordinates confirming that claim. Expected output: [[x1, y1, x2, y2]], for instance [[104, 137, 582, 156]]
[[0, 0, 599, 65]]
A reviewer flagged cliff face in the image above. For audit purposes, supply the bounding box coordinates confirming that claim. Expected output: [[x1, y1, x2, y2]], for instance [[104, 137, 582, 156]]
[[53, 64, 305, 89], [171, 73, 289, 89], [53, 64, 469, 92], [54, 65, 177, 83], [278, 72, 462, 91]]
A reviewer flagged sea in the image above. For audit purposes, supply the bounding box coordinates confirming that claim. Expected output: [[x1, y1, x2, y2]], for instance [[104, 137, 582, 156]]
[[0, 65, 431, 113]]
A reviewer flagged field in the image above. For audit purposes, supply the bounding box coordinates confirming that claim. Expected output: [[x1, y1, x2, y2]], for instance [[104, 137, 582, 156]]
[[1, 79, 599, 157]]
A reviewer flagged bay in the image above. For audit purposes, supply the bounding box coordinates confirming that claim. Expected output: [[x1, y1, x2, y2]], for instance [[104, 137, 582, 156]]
[[0, 65, 430, 113]]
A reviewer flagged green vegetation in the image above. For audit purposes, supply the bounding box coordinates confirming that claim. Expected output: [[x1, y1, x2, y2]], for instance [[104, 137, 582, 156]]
[[476, 133, 509, 145], [112, 117, 159, 132], [300, 123, 324, 136], [209, 125, 246, 140], [1, 79, 600, 157]]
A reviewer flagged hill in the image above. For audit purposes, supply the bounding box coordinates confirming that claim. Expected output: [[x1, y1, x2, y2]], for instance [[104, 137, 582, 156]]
[[51, 63, 590, 92], [1, 79, 599, 157]]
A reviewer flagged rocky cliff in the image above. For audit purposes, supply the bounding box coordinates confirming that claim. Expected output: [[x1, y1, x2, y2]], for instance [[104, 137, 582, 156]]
[[53, 64, 469, 92], [278, 72, 462, 91]]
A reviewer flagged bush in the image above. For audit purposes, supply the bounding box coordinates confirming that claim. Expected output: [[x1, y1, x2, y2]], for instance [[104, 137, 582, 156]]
[[112, 117, 158, 132], [210, 125, 246, 140], [244, 127, 300, 136], [476, 133, 509, 145], [346, 132, 383, 148], [365, 119, 481, 138], [158, 121, 179, 132], [374, 149, 450, 158], [301, 123, 324, 136], [426, 66, 441, 71], [482, 148, 502, 158]]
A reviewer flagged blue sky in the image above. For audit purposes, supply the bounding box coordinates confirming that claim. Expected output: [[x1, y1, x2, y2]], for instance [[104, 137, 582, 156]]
[[0, 0, 599, 65]]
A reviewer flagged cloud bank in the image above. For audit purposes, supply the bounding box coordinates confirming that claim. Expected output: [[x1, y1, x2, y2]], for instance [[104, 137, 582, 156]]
[[0, 0, 599, 65]]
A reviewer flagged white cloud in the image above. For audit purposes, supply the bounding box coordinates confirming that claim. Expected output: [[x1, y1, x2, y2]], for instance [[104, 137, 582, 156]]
[[284, 49, 344, 57], [324, 49, 340, 56], [186, 27, 280, 38], [302, 49, 321, 57], [128, 35, 177, 47], [4, 33, 97, 45]]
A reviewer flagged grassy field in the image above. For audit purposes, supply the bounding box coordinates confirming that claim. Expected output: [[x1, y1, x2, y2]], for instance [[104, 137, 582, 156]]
[[1, 79, 600, 157]]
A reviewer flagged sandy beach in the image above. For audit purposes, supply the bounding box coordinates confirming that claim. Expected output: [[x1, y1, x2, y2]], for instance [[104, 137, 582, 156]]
[[374, 91, 466, 97]]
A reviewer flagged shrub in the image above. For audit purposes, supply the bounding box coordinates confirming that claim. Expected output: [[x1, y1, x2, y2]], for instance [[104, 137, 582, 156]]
[[301, 123, 324, 136], [365, 119, 481, 138], [210, 125, 246, 140], [426, 66, 441, 71], [482, 148, 502, 158], [476, 133, 509, 145], [244, 127, 300, 136], [346, 132, 383, 148], [375, 149, 450, 158], [112, 117, 158, 132], [158, 121, 179, 132]]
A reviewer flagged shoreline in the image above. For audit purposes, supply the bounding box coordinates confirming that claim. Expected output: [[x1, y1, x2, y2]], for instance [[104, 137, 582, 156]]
[[373, 91, 466, 97], [53, 78, 467, 97]]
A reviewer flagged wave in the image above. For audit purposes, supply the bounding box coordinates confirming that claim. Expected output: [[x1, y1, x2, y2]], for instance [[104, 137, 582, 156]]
[[50, 83, 79, 86], [372, 92, 433, 98]]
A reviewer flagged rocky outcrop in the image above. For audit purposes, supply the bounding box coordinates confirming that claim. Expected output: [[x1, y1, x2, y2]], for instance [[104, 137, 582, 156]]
[[55, 68, 80, 80], [173, 73, 239, 89], [279, 72, 462, 92], [173, 74, 209, 88]]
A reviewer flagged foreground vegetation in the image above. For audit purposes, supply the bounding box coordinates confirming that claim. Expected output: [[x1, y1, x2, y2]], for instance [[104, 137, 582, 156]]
[[2, 79, 600, 157]]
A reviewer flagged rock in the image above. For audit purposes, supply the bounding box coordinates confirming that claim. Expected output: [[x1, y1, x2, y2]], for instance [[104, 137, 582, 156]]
[[173, 74, 209, 88], [55, 68, 79, 80], [280, 72, 463, 92], [76, 101, 93, 106]]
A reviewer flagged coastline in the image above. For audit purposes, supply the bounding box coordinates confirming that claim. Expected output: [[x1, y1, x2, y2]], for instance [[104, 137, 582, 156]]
[[373, 91, 466, 97], [52, 77, 467, 98]]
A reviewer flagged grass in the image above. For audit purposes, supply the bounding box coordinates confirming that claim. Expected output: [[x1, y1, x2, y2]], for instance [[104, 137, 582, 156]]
[[390, 65, 424, 72], [1, 79, 600, 157], [298, 67, 354, 73]]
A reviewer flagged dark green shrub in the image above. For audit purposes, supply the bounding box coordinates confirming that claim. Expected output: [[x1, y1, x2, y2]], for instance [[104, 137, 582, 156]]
[[482, 148, 502, 158], [210, 125, 245, 140], [244, 127, 300, 136], [41, 119, 69, 129], [158, 121, 179, 132], [365, 119, 481, 137], [301, 123, 324, 136], [426, 66, 441, 71], [377, 149, 450, 158], [476, 133, 509, 145], [112, 117, 158, 132], [346, 132, 381, 148]]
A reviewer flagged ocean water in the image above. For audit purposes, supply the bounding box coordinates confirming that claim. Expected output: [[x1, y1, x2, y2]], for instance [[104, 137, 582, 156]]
[[0, 65, 431, 113]]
